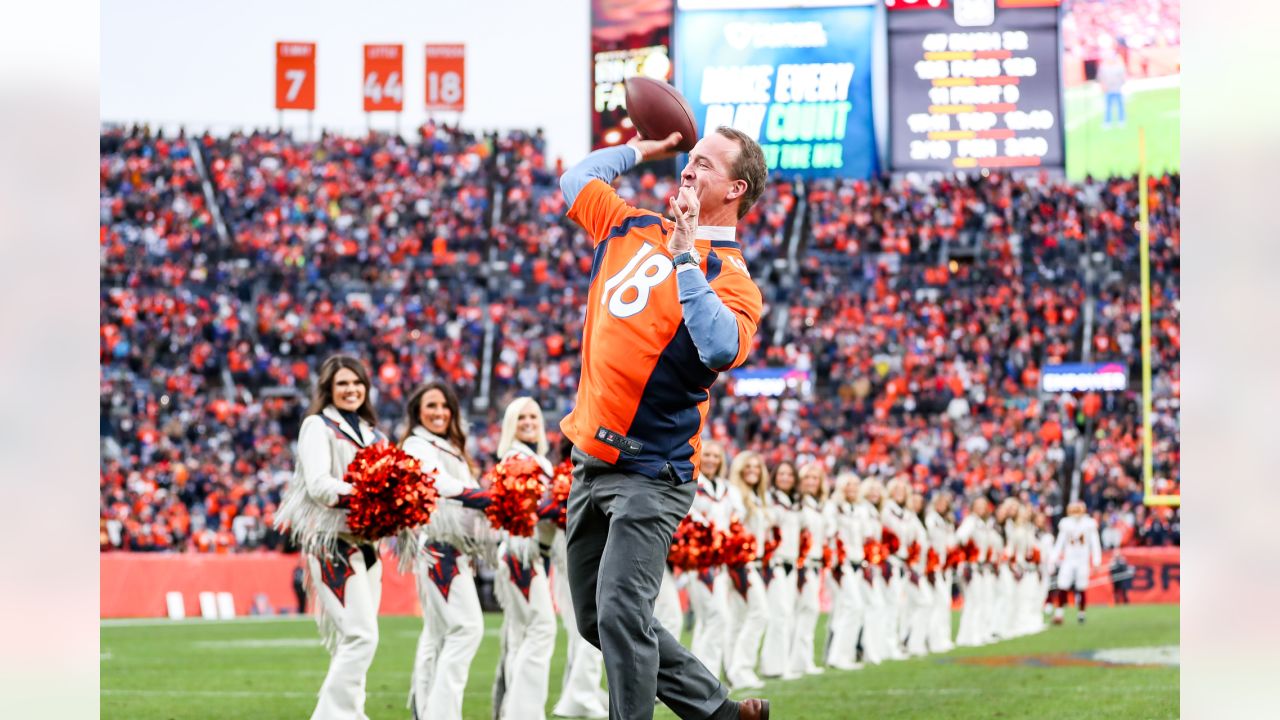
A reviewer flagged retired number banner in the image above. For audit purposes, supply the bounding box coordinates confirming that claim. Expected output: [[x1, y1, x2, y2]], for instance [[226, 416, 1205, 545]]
[[275, 41, 316, 111], [424, 44, 466, 112], [363, 44, 404, 112]]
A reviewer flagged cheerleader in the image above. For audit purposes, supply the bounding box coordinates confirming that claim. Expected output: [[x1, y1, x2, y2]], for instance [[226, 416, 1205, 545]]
[[788, 462, 829, 677], [990, 499, 1018, 641], [954, 496, 991, 647], [823, 473, 864, 671], [688, 441, 732, 681], [879, 478, 911, 661], [1035, 511, 1057, 619], [491, 398, 558, 720], [758, 461, 799, 679], [853, 478, 887, 665], [924, 492, 956, 653], [1009, 503, 1045, 637], [276, 356, 387, 720], [653, 549, 685, 643], [550, 448, 608, 720], [724, 451, 771, 690], [401, 383, 490, 720], [902, 491, 933, 657]]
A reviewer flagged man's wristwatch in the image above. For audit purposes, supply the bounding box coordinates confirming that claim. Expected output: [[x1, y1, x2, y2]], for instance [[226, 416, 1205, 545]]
[[672, 249, 701, 268]]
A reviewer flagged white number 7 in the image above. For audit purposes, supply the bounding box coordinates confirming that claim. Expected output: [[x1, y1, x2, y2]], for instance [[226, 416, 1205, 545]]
[[284, 69, 306, 102], [601, 244, 673, 319]]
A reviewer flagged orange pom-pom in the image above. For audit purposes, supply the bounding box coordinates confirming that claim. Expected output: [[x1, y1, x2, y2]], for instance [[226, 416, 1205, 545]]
[[550, 459, 573, 529], [483, 456, 547, 537], [343, 442, 439, 541], [721, 519, 759, 567], [796, 528, 813, 568], [668, 517, 723, 570]]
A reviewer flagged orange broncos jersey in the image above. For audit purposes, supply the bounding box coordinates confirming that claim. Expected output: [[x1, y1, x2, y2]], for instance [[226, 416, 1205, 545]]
[[560, 179, 762, 483]]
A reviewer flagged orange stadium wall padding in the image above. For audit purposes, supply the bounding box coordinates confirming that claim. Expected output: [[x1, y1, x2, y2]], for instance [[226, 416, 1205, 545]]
[[1087, 547, 1180, 605], [100, 547, 1179, 618], [100, 551, 421, 619]]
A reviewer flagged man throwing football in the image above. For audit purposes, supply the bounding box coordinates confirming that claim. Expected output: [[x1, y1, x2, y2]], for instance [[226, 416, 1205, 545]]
[[559, 126, 770, 720]]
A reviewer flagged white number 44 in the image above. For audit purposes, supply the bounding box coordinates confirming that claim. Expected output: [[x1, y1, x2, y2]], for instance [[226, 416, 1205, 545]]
[[601, 244, 673, 319]]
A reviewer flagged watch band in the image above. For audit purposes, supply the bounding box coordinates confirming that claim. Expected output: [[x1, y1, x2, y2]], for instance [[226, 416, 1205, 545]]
[[672, 250, 700, 267]]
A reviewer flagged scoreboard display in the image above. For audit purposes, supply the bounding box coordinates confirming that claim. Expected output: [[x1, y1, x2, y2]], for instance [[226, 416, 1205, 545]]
[[887, 0, 1064, 172]]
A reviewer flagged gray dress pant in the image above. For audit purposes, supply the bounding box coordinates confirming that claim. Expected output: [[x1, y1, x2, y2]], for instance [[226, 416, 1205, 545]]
[[566, 449, 736, 720]]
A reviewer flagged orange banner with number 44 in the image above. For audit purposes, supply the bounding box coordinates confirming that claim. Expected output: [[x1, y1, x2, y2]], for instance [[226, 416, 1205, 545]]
[[424, 44, 465, 112], [363, 44, 404, 112]]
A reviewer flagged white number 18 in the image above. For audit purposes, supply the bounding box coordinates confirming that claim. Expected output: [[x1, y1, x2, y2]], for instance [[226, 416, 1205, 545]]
[[601, 244, 673, 319]]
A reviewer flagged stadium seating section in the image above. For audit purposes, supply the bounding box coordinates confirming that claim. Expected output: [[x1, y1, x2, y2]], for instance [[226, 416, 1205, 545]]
[[99, 125, 1179, 552]]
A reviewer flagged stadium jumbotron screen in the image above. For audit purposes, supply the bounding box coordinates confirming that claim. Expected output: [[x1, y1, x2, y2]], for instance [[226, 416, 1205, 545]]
[[887, 0, 1065, 173], [675, 0, 879, 178]]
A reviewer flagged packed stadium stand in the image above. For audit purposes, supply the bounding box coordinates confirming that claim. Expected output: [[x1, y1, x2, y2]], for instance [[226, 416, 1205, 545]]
[[99, 124, 1179, 553]]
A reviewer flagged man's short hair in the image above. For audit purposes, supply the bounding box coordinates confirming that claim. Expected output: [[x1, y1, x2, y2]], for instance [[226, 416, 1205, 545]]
[[714, 126, 767, 220]]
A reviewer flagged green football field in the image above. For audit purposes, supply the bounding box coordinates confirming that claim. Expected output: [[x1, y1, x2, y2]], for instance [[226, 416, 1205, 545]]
[[1065, 79, 1181, 181], [102, 604, 1178, 719]]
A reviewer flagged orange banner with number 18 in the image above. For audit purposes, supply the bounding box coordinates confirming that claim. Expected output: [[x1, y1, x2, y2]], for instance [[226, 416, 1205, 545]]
[[424, 44, 465, 112]]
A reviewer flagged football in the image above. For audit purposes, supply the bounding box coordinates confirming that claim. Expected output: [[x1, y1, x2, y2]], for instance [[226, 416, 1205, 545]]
[[624, 76, 699, 152]]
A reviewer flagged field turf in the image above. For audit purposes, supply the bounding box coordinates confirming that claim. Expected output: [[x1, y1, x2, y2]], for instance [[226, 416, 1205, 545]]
[[102, 604, 1178, 719], [1065, 79, 1181, 181]]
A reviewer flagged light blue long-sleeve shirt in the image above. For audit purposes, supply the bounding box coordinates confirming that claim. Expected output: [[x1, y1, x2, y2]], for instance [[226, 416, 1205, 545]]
[[560, 146, 741, 370]]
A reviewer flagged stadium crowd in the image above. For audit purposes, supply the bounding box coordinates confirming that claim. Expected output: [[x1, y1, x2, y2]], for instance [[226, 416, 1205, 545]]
[[99, 125, 1179, 553]]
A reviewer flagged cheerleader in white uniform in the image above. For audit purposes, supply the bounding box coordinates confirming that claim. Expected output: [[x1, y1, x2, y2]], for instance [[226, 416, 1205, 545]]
[[853, 478, 888, 665], [491, 398, 558, 720], [954, 496, 992, 647], [548, 441, 608, 720], [653, 554, 685, 643], [879, 478, 911, 661], [924, 492, 956, 653], [401, 383, 492, 720], [788, 462, 829, 677], [688, 441, 732, 681], [990, 499, 1018, 641], [758, 461, 799, 679], [276, 356, 387, 720], [1009, 503, 1045, 637], [724, 451, 771, 690], [902, 491, 933, 657], [1035, 511, 1057, 619], [823, 473, 864, 671]]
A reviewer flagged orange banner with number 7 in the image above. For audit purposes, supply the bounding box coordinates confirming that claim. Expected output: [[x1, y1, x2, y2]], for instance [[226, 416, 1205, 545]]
[[275, 42, 315, 111], [424, 44, 465, 112], [363, 44, 404, 112]]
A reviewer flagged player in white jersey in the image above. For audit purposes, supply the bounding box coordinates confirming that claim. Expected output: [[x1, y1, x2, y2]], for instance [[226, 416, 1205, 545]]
[[879, 478, 911, 660], [823, 473, 864, 670], [853, 478, 888, 664], [724, 451, 771, 690], [902, 491, 933, 657], [954, 496, 992, 647], [924, 492, 956, 653], [789, 462, 830, 677], [1052, 501, 1103, 624], [759, 461, 800, 678], [687, 441, 732, 680]]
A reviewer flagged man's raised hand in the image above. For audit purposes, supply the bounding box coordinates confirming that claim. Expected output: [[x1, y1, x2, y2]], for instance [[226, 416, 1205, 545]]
[[627, 131, 683, 163], [667, 185, 699, 255]]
